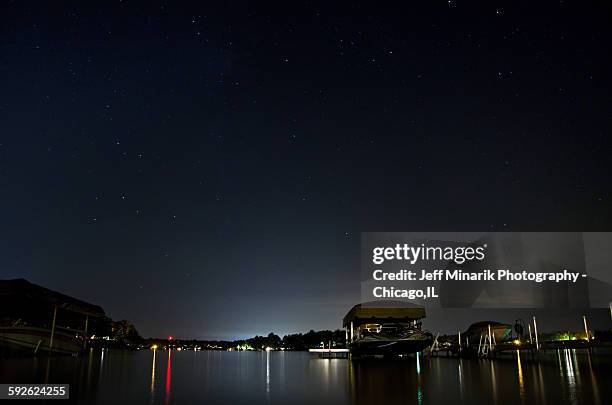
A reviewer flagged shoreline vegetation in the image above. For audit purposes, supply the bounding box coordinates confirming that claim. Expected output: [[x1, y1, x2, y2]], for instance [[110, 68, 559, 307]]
[[134, 328, 612, 352], [142, 330, 348, 352]]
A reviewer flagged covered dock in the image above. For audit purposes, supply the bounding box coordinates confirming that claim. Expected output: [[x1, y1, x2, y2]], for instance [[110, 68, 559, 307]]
[[0, 278, 108, 355], [342, 301, 426, 344]]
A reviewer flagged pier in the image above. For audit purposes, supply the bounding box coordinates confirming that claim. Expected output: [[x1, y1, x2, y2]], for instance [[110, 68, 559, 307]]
[[427, 315, 598, 359], [308, 348, 350, 358]]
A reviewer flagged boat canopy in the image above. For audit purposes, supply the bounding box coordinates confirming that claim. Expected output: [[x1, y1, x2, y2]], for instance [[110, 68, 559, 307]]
[[343, 302, 426, 328], [0, 278, 106, 318]]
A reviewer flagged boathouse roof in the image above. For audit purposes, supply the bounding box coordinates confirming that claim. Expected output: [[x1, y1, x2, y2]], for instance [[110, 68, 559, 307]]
[[0, 278, 106, 318], [343, 301, 426, 327]]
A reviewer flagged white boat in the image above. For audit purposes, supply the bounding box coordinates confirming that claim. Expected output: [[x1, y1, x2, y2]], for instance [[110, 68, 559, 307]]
[[0, 279, 107, 356], [0, 326, 82, 355]]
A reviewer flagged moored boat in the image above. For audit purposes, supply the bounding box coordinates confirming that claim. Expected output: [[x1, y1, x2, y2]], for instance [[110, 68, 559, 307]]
[[462, 321, 512, 343], [343, 302, 433, 357], [0, 279, 107, 357], [0, 326, 82, 355]]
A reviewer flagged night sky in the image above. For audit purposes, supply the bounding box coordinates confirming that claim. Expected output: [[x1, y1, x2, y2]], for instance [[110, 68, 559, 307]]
[[1, 1, 611, 340]]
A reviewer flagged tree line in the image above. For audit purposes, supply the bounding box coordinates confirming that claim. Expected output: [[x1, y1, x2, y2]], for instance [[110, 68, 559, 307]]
[[145, 329, 347, 351]]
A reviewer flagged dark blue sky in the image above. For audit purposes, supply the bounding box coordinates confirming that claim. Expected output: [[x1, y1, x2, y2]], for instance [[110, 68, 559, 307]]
[[1, 0, 611, 339]]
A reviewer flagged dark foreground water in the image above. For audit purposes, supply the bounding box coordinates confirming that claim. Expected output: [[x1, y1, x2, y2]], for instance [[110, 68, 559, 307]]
[[1, 348, 611, 404]]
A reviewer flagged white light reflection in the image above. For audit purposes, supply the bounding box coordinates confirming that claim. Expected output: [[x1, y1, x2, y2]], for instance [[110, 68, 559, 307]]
[[98, 348, 105, 386], [416, 352, 423, 405], [563, 349, 577, 403], [571, 349, 581, 381], [458, 359, 464, 401], [266, 350, 271, 398], [86, 348, 93, 388]]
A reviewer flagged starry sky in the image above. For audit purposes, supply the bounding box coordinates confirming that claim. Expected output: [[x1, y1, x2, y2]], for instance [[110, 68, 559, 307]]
[[1, 1, 611, 340]]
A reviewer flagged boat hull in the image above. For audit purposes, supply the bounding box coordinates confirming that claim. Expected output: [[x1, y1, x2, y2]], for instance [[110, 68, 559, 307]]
[[350, 337, 432, 356], [0, 326, 82, 356]]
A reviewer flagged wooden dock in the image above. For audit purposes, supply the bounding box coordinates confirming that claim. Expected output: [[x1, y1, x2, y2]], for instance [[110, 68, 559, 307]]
[[428, 339, 594, 358], [308, 348, 350, 358]]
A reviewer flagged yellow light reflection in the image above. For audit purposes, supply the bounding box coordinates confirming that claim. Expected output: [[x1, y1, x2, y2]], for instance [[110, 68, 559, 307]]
[[537, 362, 546, 404], [489, 361, 498, 405], [516, 350, 525, 401], [150, 348, 157, 399]]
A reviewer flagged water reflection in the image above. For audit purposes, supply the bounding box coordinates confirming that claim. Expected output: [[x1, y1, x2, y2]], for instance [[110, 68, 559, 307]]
[[98, 348, 105, 387], [150, 348, 156, 402], [87, 348, 93, 388], [586, 350, 601, 405], [516, 350, 524, 402], [537, 361, 546, 404], [563, 349, 577, 403], [1, 349, 610, 404], [572, 350, 581, 380], [457, 360, 463, 401], [266, 350, 271, 398], [416, 353, 423, 405], [165, 349, 172, 405], [489, 360, 498, 405]]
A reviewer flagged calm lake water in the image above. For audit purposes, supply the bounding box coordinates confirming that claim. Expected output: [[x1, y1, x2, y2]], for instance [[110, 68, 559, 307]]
[[1, 348, 611, 404]]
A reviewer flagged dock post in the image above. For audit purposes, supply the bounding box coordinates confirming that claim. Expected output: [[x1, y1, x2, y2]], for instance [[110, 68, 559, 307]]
[[532, 316, 539, 350], [49, 305, 57, 354], [528, 324, 533, 345], [458, 331, 462, 356], [83, 315, 89, 351]]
